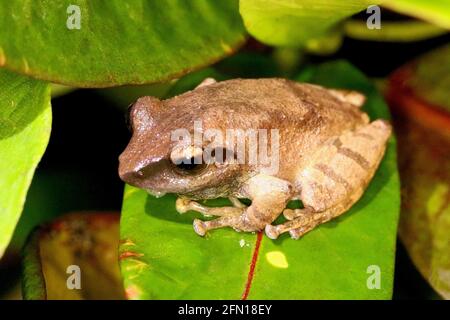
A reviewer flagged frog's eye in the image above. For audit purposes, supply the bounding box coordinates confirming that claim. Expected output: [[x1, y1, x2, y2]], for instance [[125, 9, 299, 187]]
[[170, 145, 206, 174], [125, 103, 135, 133], [173, 157, 207, 174]]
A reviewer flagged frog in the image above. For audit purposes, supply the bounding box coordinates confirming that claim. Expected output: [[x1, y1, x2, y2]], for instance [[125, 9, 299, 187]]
[[118, 78, 391, 239]]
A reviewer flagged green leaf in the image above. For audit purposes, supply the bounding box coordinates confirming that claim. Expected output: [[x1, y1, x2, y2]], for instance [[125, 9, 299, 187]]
[[239, 0, 374, 47], [382, 0, 450, 29], [119, 61, 400, 299], [22, 213, 124, 300], [50, 84, 75, 98], [0, 69, 51, 258], [0, 0, 246, 88]]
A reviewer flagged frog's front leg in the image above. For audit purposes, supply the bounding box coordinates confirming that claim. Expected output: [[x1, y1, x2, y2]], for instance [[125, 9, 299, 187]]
[[266, 119, 391, 239], [176, 197, 245, 217], [191, 175, 293, 236]]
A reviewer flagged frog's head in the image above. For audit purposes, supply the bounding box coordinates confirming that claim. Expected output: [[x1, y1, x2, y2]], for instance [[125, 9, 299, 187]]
[[118, 95, 246, 199]]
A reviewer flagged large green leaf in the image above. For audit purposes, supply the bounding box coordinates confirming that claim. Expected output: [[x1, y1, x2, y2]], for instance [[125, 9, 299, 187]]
[[239, 0, 374, 47], [0, 0, 246, 87], [98, 52, 279, 110], [119, 61, 400, 299], [0, 69, 51, 258]]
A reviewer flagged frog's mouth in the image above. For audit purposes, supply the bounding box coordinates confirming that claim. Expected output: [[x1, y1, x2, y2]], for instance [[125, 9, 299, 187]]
[[120, 153, 244, 197]]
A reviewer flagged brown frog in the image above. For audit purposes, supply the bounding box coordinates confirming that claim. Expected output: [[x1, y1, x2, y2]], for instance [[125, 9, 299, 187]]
[[119, 78, 391, 239]]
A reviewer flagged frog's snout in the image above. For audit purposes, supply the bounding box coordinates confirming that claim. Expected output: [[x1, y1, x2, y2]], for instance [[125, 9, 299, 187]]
[[119, 155, 161, 185], [118, 163, 140, 185], [118, 133, 171, 187], [118, 159, 142, 186]]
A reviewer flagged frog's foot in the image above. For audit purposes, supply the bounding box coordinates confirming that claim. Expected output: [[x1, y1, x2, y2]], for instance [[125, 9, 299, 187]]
[[176, 197, 253, 236], [280, 208, 318, 239], [193, 216, 241, 236], [176, 197, 245, 217], [266, 210, 323, 240], [267, 204, 349, 239], [282, 207, 312, 220], [193, 214, 256, 236]]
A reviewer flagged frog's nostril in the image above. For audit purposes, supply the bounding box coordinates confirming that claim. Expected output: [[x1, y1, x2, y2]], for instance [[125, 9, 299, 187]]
[[119, 156, 166, 185], [133, 169, 145, 178], [137, 169, 144, 176], [119, 169, 145, 186], [119, 161, 142, 181]]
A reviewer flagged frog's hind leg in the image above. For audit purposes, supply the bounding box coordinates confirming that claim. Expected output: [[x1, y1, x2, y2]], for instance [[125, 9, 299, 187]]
[[176, 197, 245, 217], [265, 119, 391, 240], [192, 215, 248, 236]]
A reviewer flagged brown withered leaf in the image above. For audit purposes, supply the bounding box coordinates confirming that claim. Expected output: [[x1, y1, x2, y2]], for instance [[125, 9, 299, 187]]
[[387, 45, 450, 299], [22, 212, 125, 300]]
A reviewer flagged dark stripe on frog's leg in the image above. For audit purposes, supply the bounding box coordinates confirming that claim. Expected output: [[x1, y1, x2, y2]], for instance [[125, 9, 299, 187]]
[[332, 137, 370, 170], [333, 138, 343, 148], [338, 147, 370, 170], [314, 163, 351, 191], [354, 132, 374, 140]]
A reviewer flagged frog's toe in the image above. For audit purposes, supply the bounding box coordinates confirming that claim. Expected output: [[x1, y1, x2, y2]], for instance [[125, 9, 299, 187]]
[[193, 219, 207, 236], [176, 198, 191, 214], [289, 229, 302, 240], [265, 225, 280, 240], [283, 207, 313, 220]]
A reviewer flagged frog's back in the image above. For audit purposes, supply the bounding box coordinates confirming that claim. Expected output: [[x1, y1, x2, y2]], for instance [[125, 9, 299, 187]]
[[169, 78, 366, 129], [174, 78, 361, 118]]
